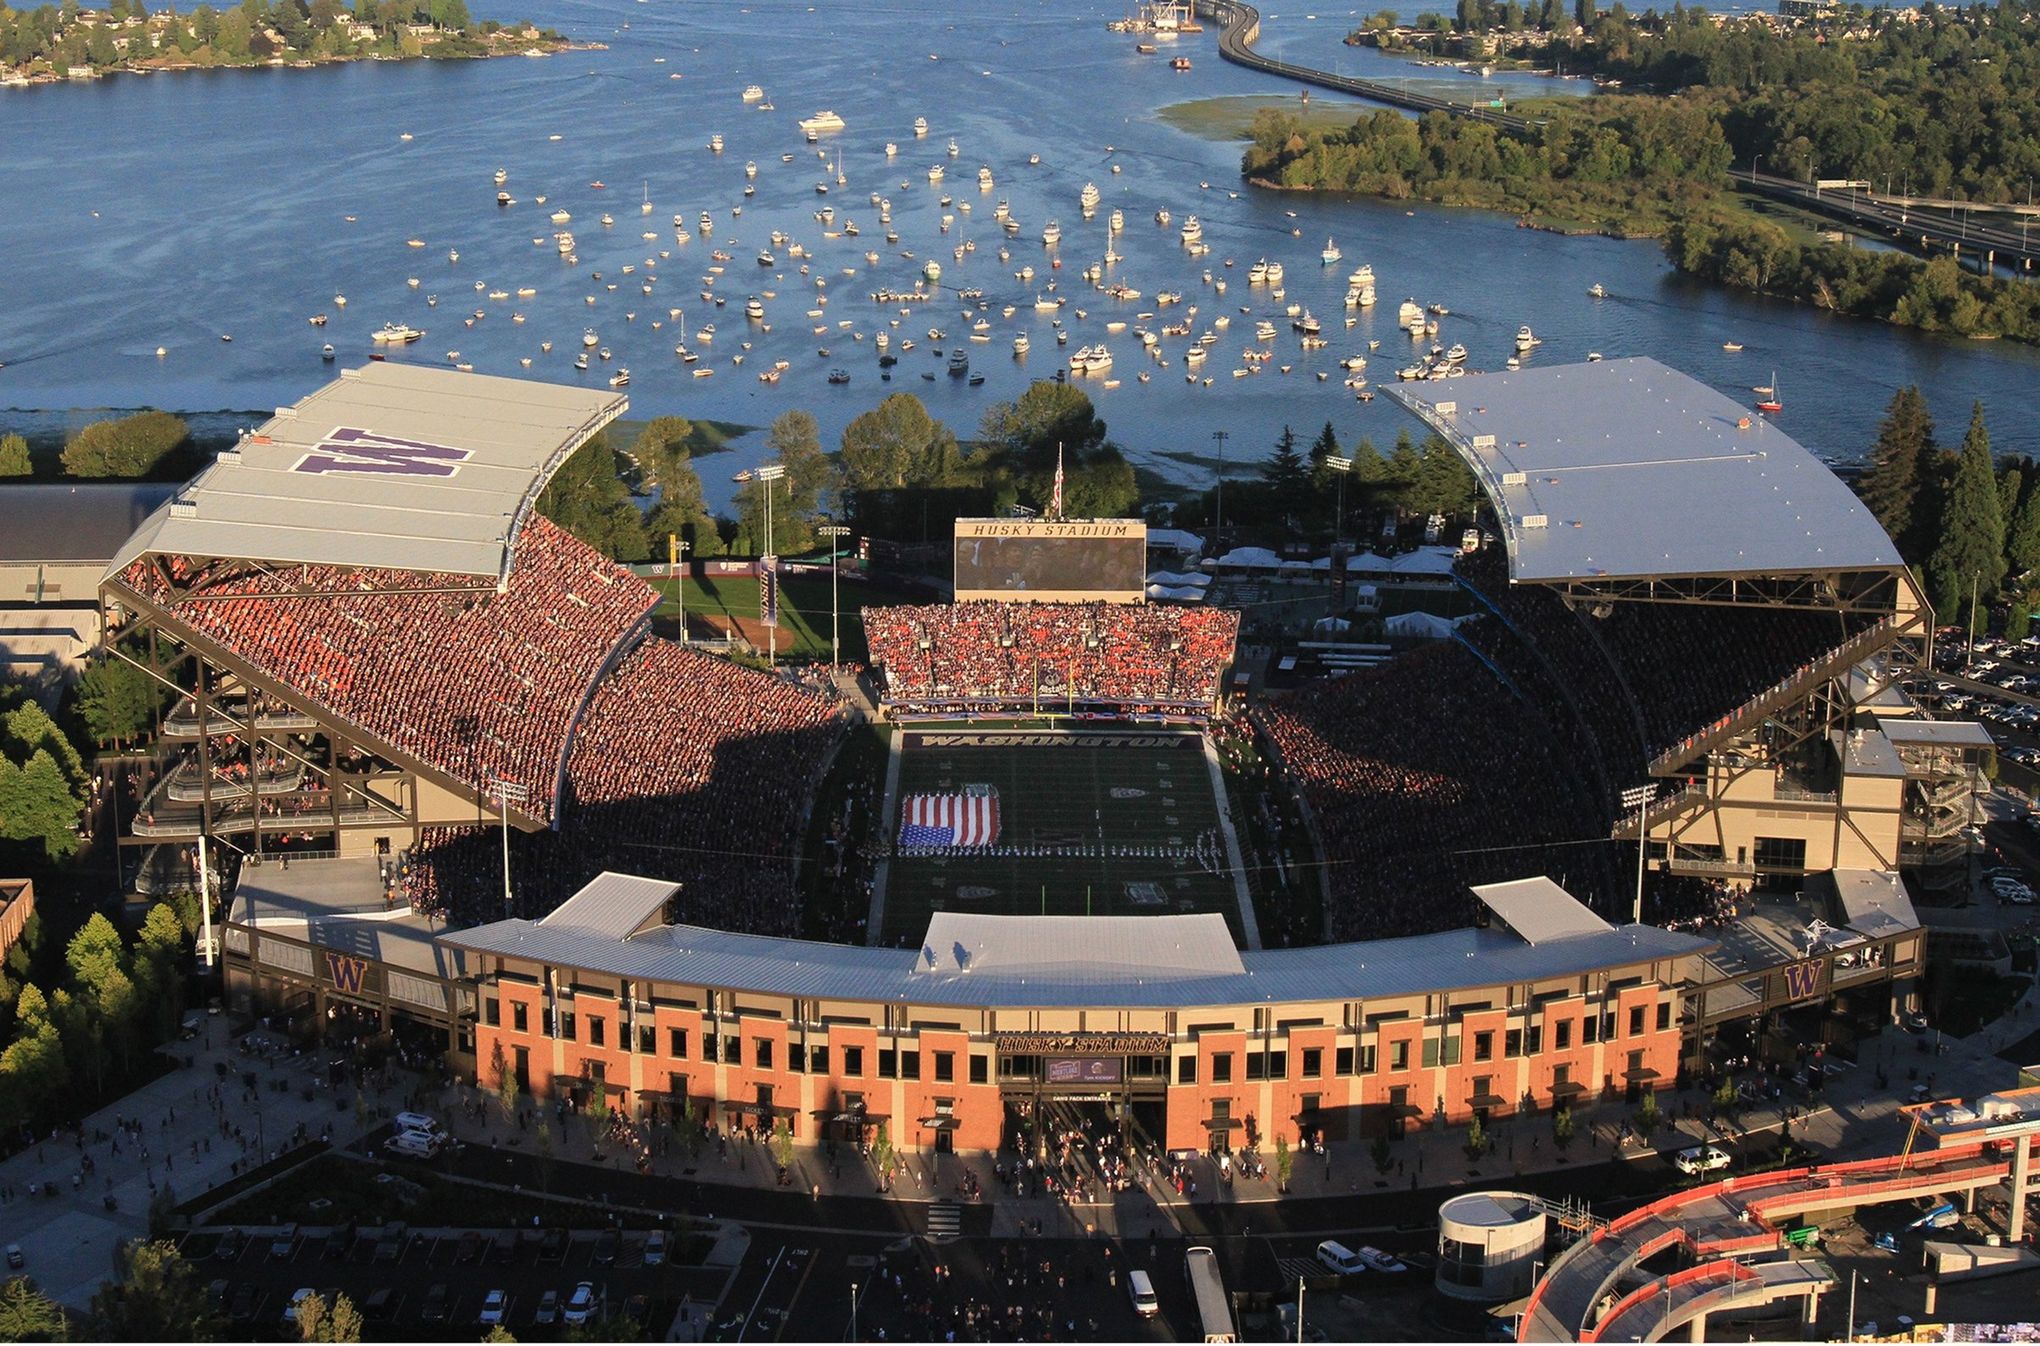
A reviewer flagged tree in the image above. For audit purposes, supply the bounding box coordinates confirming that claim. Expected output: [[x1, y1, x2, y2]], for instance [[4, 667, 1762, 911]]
[[1260, 426, 1311, 521], [1272, 1133, 1294, 1193], [59, 411, 188, 478], [0, 434, 29, 477], [537, 435, 649, 563], [75, 655, 163, 748], [294, 1291, 328, 1343], [0, 751, 84, 860], [1552, 1106, 1574, 1150], [1465, 1110, 1490, 1159], [483, 1328, 518, 1344], [2011, 476, 2040, 579], [770, 1117, 794, 1176], [0, 1277, 64, 1341], [1636, 1088, 1662, 1136], [493, 1042, 518, 1119], [4, 701, 88, 789], [88, 1240, 222, 1341], [870, 1121, 895, 1193], [1926, 401, 2006, 622], [738, 411, 833, 556], [1370, 1132, 1393, 1174], [978, 382, 1137, 518], [1856, 387, 1934, 560], [840, 394, 958, 492]]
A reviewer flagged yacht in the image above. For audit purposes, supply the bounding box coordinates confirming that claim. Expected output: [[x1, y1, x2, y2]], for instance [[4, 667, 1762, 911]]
[[924, 259, 943, 282], [1179, 215, 1202, 244], [496, 191, 512, 206], [979, 166, 994, 189], [742, 84, 765, 102], [493, 168, 507, 185], [746, 296, 765, 320], [928, 164, 945, 183], [1266, 262, 1285, 284], [1155, 208, 1172, 226], [885, 142, 898, 157], [1248, 259, 1270, 284], [583, 329, 600, 348], [1041, 220, 1062, 246], [1321, 237, 1341, 265], [1013, 333, 1030, 355], [913, 116, 929, 136], [609, 368, 630, 388], [798, 110, 846, 134], [947, 137, 960, 158], [550, 208, 572, 225], [1515, 325, 1541, 351], [1293, 310, 1321, 336], [948, 349, 970, 376], [1348, 264, 1375, 288], [371, 322, 424, 344], [1078, 182, 1101, 212], [709, 133, 724, 153], [1109, 208, 1124, 233], [556, 232, 575, 255], [1588, 282, 1607, 298]]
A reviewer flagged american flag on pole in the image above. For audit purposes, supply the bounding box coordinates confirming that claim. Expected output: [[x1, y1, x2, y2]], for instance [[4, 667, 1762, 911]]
[[899, 788, 1001, 848], [1050, 444, 1065, 521]]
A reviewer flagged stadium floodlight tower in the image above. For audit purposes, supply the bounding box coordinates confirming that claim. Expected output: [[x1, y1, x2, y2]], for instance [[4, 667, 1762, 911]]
[[1324, 454, 1353, 544], [818, 523, 851, 672], [737, 463, 787, 667]]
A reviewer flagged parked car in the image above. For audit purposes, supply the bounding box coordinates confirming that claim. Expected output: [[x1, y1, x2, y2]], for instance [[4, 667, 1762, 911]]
[[456, 1231, 484, 1265], [1674, 1146, 1732, 1176], [593, 1230, 620, 1266], [1127, 1269, 1160, 1317], [535, 1290, 561, 1326], [4, 1245, 21, 1271], [282, 1288, 318, 1325], [1354, 1246, 1409, 1273], [478, 1289, 509, 1326], [363, 1287, 395, 1322], [563, 1282, 598, 1326], [643, 1232, 666, 1267], [1315, 1241, 1368, 1276], [393, 1111, 442, 1137], [213, 1230, 245, 1262], [228, 1284, 259, 1325], [421, 1283, 450, 1325]]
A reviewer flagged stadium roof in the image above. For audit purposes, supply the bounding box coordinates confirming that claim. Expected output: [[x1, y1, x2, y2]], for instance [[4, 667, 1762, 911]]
[[1472, 877, 1614, 944], [1875, 718, 1994, 747], [107, 365, 625, 584], [442, 879, 1714, 1010], [1389, 358, 1902, 584], [1826, 868, 1919, 942], [0, 484, 180, 565]]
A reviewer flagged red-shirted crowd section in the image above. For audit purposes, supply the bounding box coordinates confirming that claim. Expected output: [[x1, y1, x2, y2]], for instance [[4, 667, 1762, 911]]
[[862, 602, 1241, 714]]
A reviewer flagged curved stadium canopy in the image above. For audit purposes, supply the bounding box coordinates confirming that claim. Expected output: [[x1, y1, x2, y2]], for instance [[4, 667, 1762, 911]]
[[107, 365, 626, 585], [1389, 358, 1902, 585]]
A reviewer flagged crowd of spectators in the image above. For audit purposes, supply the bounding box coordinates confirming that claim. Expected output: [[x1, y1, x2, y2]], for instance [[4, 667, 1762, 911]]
[[403, 637, 843, 930], [862, 602, 1240, 713], [1642, 873, 1748, 934], [116, 515, 657, 822]]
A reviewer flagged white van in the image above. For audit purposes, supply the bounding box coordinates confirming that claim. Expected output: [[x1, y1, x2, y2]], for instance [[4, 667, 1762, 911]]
[[393, 1111, 443, 1137], [1127, 1269, 1160, 1318], [385, 1130, 443, 1160], [1316, 1240, 1367, 1276]]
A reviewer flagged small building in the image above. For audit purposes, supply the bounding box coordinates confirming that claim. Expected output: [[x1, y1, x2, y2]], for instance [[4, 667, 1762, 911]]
[[1437, 1190, 1549, 1303]]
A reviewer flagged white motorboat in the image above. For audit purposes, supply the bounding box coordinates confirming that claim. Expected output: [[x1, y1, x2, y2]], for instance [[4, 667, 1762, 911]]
[[372, 323, 424, 344], [1321, 237, 1341, 265], [1179, 215, 1202, 244], [742, 84, 765, 102], [799, 110, 847, 134], [1079, 182, 1101, 211], [1041, 220, 1062, 246]]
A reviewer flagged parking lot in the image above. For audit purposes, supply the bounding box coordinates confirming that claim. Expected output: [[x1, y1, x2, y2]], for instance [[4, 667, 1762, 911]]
[[179, 1223, 730, 1340]]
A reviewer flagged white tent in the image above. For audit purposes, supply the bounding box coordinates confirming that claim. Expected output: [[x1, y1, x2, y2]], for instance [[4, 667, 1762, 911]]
[[1386, 610, 1470, 638], [1390, 546, 1459, 576], [1146, 570, 1212, 587], [1146, 527, 1204, 555], [1311, 615, 1353, 635], [1147, 583, 1209, 603], [1212, 546, 1284, 570], [1344, 551, 1393, 573]]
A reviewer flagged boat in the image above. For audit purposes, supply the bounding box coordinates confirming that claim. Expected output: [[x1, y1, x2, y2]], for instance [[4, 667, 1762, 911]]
[[1266, 262, 1284, 284], [1079, 182, 1101, 212], [1515, 325, 1541, 351], [709, 134, 724, 153], [308, 313, 328, 327], [582, 328, 600, 348], [320, 343, 335, 361], [1041, 220, 1062, 246], [1588, 282, 1607, 298], [828, 368, 851, 384], [372, 323, 424, 344], [979, 166, 994, 188], [574, 354, 589, 370], [928, 164, 945, 183], [1722, 341, 1743, 352], [948, 349, 970, 376], [1755, 373, 1782, 414], [550, 209, 571, 225], [1248, 259, 1269, 284], [1109, 208, 1124, 233], [913, 116, 929, 136], [1321, 237, 1341, 265], [1170, 55, 1191, 70], [799, 110, 846, 134], [493, 169, 507, 185], [746, 297, 765, 319], [1138, 41, 1157, 53], [742, 84, 765, 102], [609, 368, 630, 388], [496, 191, 512, 206], [947, 137, 960, 158], [1179, 215, 1202, 244], [1013, 334, 1030, 355]]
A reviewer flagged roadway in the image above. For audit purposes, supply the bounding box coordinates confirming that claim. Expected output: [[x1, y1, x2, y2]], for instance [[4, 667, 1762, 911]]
[[1194, 0, 2040, 271]]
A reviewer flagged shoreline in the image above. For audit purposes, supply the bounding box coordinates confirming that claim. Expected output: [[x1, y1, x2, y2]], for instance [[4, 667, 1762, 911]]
[[0, 37, 594, 89]]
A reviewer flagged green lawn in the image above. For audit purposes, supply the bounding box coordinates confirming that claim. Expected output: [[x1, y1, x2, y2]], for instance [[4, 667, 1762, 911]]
[[879, 728, 1243, 946], [652, 573, 928, 663]]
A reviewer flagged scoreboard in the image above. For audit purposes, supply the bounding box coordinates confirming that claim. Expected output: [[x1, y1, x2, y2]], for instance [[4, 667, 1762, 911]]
[[952, 518, 1147, 603]]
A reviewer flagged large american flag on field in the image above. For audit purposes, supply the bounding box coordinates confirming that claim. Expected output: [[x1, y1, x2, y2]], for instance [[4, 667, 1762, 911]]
[[899, 789, 1001, 848]]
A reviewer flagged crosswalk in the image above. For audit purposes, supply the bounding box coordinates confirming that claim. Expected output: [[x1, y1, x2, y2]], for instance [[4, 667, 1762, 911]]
[[926, 1201, 963, 1238]]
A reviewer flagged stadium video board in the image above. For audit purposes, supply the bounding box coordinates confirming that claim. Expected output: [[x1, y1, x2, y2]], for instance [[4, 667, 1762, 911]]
[[952, 518, 1147, 603]]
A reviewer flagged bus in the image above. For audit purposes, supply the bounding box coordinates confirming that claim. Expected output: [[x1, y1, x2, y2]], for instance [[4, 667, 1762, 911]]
[[1185, 1245, 1236, 1344]]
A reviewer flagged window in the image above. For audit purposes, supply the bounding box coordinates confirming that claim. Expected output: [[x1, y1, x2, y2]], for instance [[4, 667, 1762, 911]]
[[1526, 1025, 1543, 1055], [485, 999, 500, 1027], [560, 1011, 576, 1042], [512, 1002, 527, 1033], [1628, 1006, 1645, 1038], [1472, 1075, 1492, 1106], [724, 1035, 740, 1064], [637, 1026, 655, 1054], [1602, 1013, 1617, 1042], [878, 1049, 898, 1079], [1178, 1056, 1198, 1085], [1211, 1053, 1233, 1085], [1474, 1031, 1494, 1063], [1505, 1029, 1521, 1058], [1335, 1046, 1354, 1076], [810, 1046, 829, 1074], [703, 1033, 718, 1063], [1583, 1015, 1599, 1045], [1421, 1039, 1439, 1070], [755, 1039, 774, 1070], [843, 1045, 864, 1077], [669, 1027, 688, 1059], [935, 1052, 954, 1083], [789, 1043, 805, 1073], [1358, 1044, 1377, 1074], [1268, 1050, 1286, 1079], [1246, 1052, 1266, 1082], [1753, 836, 1808, 872], [588, 1017, 605, 1048], [1301, 1047, 1322, 1079], [1389, 1041, 1409, 1072], [1555, 1020, 1572, 1051], [901, 1050, 920, 1081], [969, 1055, 987, 1085], [1656, 1003, 1671, 1032], [1552, 1063, 1571, 1090]]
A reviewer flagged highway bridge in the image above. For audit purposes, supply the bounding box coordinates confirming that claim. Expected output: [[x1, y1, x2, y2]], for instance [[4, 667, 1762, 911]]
[[1195, 0, 2040, 272]]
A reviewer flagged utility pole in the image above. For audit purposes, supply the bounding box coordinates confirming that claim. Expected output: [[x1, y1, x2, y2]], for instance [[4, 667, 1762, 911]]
[[1211, 429, 1230, 540], [819, 524, 851, 673], [491, 777, 528, 917]]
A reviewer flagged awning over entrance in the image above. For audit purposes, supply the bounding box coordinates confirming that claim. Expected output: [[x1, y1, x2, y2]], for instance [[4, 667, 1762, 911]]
[[723, 1101, 800, 1119], [1550, 1080, 1588, 1097], [1624, 1066, 1663, 1082], [1468, 1092, 1510, 1110], [918, 1116, 962, 1131], [1201, 1116, 1244, 1131]]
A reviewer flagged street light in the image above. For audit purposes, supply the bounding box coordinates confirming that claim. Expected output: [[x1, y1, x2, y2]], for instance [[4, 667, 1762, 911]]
[[818, 524, 851, 673], [1325, 454, 1353, 544], [849, 1281, 859, 1342], [736, 464, 787, 667], [490, 777, 528, 917]]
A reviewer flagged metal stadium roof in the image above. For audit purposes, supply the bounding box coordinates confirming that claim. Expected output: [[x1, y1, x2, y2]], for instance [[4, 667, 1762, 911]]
[[107, 365, 625, 584], [0, 484, 179, 564], [442, 886, 1714, 1010], [1472, 877, 1614, 944], [1389, 358, 1902, 584]]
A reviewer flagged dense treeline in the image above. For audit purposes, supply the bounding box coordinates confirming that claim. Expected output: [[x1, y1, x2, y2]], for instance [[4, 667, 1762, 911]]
[[1853, 386, 2038, 627], [0, 0, 556, 73], [1243, 100, 1732, 234]]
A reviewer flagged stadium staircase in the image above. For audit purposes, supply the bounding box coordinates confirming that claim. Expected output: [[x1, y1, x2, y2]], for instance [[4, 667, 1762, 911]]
[[1646, 617, 1898, 778]]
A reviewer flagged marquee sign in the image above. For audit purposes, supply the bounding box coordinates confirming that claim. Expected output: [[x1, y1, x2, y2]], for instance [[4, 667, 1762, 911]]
[[292, 427, 475, 478], [994, 1032, 1170, 1055]]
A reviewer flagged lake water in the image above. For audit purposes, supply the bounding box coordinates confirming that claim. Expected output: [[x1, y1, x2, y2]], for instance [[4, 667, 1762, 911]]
[[3, 0, 2037, 509]]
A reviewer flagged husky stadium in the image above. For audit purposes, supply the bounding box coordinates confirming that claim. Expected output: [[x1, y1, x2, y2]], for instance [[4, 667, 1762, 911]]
[[94, 357, 2007, 1176]]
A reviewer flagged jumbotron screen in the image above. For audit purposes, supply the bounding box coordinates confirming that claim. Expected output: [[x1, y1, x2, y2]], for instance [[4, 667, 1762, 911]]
[[952, 518, 1147, 603]]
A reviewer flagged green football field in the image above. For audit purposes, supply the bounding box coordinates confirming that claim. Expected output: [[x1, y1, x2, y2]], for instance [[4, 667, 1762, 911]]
[[877, 728, 1247, 946]]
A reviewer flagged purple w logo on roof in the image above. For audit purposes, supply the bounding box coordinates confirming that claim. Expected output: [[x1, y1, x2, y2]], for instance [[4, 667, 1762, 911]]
[[292, 426, 474, 477]]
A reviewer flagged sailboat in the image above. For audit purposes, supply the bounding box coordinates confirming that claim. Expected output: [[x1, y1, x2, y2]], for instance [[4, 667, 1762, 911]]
[[1755, 372, 1782, 414]]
